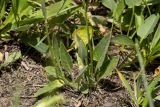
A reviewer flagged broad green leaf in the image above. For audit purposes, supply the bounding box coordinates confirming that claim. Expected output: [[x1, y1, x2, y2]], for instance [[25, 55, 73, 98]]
[[60, 42, 73, 72], [95, 34, 111, 70], [20, 34, 48, 53], [34, 80, 64, 97], [51, 37, 60, 63], [75, 35, 87, 65], [34, 95, 64, 107], [117, 71, 137, 105], [150, 24, 160, 50], [30, 0, 73, 19], [113, 0, 125, 21], [98, 56, 119, 81], [125, 0, 142, 8], [112, 35, 134, 46], [0, 51, 21, 69], [137, 14, 159, 41], [101, 0, 117, 11], [30, 42, 48, 54], [72, 26, 93, 45], [93, 33, 111, 61]]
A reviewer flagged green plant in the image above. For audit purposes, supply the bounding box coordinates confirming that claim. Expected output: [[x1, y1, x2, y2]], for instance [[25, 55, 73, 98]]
[[34, 2, 120, 106], [117, 42, 160, 107]]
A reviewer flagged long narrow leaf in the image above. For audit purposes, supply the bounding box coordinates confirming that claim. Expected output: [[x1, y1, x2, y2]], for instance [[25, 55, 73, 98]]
[[150, 24, 160, 50], [98, 56, 119, 81], [34, 80, 64, 97], [137, 14, 159, 42], [117, 71, 138, 106], [94, 34, 111, 70], [60, 42, 73, 72]]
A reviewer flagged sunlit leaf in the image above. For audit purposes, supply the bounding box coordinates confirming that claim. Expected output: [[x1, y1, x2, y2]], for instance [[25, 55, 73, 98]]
[[34, 80, 64, 97], [72, 26, 93, 45], [125, 0, 142, 8], [101, 0, 117, 11], [0, 51, 21, 68], [34, 95, 64, 107], [113, 0, 125, 21], [137, 14, 159, 42], [117, 71, 137, 104], [93, 33, 111, 61], [45, 66, 57, 77], [112, 35, 134, 46]]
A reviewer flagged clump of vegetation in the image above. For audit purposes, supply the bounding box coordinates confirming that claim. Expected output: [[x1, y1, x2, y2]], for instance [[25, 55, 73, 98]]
[[1, 0, 160, 107]]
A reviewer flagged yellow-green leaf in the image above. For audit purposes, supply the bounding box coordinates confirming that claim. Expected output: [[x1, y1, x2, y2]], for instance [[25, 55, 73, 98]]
[[72, 26, 93, 45]]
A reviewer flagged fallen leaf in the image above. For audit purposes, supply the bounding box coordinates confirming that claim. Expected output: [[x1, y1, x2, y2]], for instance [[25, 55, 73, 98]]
[[153, 66, 160, 77]]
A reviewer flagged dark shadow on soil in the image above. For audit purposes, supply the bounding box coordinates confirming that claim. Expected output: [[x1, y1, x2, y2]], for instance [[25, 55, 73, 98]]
[[99, 79, 123, 92]]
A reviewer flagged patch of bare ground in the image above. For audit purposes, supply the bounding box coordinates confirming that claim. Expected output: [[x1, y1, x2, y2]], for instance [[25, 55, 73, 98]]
[[0, 41, 48, 107]]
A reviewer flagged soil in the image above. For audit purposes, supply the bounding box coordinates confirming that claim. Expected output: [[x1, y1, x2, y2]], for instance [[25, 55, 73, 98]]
[[0, 40, 133, 107]]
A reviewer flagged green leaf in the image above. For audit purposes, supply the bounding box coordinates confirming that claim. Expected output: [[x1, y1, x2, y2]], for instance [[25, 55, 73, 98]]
[[72, 26, 93, 45], [30, 0, 73, 19], [101, 0, 117, 11], [112, 35, 135, 46], [113, 0, 125, 21], [75, 66, 88, 83], [93, 33, 111, 61], [0, 0, 32, 31], [60, 42, 73, 72], [0, 51, 21, 68], [95, 34, 111, 70], [0, 0, 5, 20], [34, 80, 64, 97], [150, 24, 160, 50], [45, 66, 57, 77], [75, 35, 87, 65], [34, 95, 64, 107], [98, 56, 119, 81], [135, 7, 144, 30], [125, 0, 142, 8], [117, 71, 137, 105], [137, 14, 159, 41], [20, 34, 48, 54], [154, 96, 160, 101]]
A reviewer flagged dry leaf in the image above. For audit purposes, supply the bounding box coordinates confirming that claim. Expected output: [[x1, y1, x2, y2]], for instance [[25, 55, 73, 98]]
[[153, 66, 160, 77], [0, 52, 4, 62]]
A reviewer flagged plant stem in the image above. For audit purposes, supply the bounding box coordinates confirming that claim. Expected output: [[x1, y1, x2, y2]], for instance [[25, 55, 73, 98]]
[[127, 1, 135, 37], [84, 1, 94, 76], [143, 0, 151, 15]]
